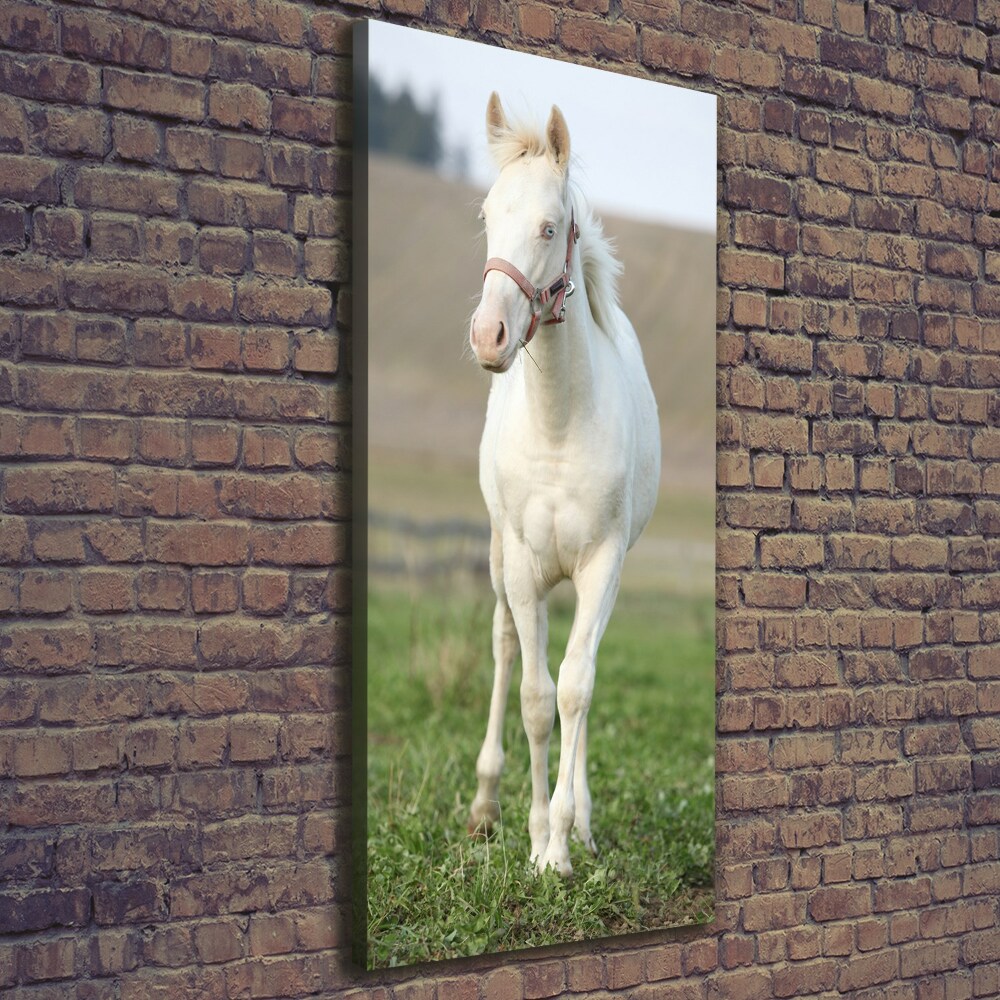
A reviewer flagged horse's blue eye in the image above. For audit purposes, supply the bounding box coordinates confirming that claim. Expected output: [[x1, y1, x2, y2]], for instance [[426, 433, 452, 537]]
[[544, 225, 556, 239]]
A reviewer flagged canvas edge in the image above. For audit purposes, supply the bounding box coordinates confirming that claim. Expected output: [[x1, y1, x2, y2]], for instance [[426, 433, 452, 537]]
[[350, 16, 372, 974]]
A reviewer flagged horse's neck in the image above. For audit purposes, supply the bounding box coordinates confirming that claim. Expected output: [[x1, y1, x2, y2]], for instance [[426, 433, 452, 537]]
[[519, 269, 597, 439]]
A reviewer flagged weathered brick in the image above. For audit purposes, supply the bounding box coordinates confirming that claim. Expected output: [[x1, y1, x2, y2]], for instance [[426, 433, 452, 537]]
[[188, 178, 287, 229], [147, 521, 249, 566], [112, 114, 161, 163], [271, 96, 337, 145], [0, 51, 101, 104], [236, 282, 331, 326], [105, 68, 203, 121], [207, 82, 270, 131], [726, 171, 793, 214]]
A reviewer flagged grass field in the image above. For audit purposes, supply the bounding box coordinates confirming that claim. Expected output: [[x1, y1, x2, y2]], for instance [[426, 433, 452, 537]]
[[364, 582, 715, 968]]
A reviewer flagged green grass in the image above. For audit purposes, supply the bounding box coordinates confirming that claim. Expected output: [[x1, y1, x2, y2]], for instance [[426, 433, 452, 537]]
[[364, 583, 716, 968]]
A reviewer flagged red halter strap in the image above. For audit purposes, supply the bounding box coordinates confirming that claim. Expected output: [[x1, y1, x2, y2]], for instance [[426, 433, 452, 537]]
[[482, 211, 580, 346]]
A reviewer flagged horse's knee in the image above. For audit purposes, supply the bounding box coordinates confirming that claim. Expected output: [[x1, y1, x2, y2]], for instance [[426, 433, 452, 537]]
[[557, 656, 594, 719], [521, 674, 555, 739]]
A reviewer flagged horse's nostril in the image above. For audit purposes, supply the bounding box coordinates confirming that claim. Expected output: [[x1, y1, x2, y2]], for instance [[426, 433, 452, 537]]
[[496, 322, 506, 347]]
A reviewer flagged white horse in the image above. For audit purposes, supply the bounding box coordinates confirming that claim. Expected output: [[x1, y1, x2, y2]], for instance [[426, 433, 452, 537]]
[[467, 93, 661, 876]]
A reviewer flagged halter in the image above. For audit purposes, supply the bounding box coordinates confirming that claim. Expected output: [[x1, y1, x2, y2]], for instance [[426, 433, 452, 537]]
[[482, 211, 580, 346]]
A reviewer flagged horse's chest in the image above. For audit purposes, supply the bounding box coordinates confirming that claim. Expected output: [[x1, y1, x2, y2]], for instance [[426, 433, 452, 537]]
[[497, 452, 625, 578]]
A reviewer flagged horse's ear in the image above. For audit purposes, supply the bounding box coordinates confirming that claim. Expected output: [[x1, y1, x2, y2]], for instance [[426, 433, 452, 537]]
[[546, 105, 571, 170], [486, 92, 508, 144]]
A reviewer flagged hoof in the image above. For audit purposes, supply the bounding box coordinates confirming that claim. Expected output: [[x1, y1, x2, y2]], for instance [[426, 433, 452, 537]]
[[573, 827, 598, 856], [467, 798, 500, 839], [537, 853, 573, 878], [467, 816, 495, 839]]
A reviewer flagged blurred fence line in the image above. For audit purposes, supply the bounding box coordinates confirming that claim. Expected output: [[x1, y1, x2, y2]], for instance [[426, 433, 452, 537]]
[[368, 508, 490, 579]]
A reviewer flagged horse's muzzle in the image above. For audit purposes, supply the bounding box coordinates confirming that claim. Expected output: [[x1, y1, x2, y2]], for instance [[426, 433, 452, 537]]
[[470, 310, 515, 372]]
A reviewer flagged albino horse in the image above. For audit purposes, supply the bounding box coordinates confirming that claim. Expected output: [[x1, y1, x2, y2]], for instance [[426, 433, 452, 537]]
[[467, 93, 660, 876]]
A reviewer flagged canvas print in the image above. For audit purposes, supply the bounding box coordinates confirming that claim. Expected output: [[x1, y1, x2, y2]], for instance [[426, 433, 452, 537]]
[[354, 20, 717, 969]]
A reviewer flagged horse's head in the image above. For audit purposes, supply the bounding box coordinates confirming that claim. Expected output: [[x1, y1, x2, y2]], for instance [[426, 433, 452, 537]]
[[470, 93, 575, 373]]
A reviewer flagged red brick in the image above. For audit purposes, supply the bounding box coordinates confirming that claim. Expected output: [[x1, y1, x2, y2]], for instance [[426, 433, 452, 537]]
[[208, 82, 270, 131], [136, 569, 187, 611], [0, 1, 59, 50], [113, 114, 161, 163], [560, 16, 636, 61], [241, 328, 288, 372], [74, 167, 180, 215], [189, 919, 243, 964], [147, 521, 249, 566], [247, 913, 296, 957], [519, 4, 556, 39], [169, 275, 235, 322], [243, 427, 291, 469], [217, 134, 265, 181], [293, 331, 338, 374], [188, 178, 287, 229], [292, 429, 343, 471], [642, 28, 712, 75], [138, 418, 188, 465], [0, 51, 101, 104], [267, 141, 312, 190], [6, 463, 114, 514], [192, 234, 245, 283], [0, 154, 59, 204], [105, 68, 203, 121], [236, 281, 331, 326], [743, 573, 807, 608], [167, 30, 212, 77], [251, 523, 344, 566], [17, 414, 74, 458], [79, 569, 133, 613], [191, 423, 239, 466], [292, 194, 343, 237], [271, 95, 336, 145], [252, 232, 299, 276], [242, 570, 289, 614], [0, 257, 60, 307], [176, 718, 227, 769]]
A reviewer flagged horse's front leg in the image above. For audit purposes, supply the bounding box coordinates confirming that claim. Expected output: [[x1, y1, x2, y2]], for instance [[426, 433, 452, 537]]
[[541, 538, 624, 877], [469, 532, 519, 835], [572, 716, 596, 855], [502, 532, 555, 868]]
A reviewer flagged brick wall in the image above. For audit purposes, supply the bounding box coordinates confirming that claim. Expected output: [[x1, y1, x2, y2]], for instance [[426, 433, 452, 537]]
[[0, 0, 351, 994], [1, 0, 998, 998]]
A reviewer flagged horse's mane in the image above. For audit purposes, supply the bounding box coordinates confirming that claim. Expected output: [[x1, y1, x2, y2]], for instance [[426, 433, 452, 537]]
[[569, 187, 625, 342], [488, 119, 626, 343]]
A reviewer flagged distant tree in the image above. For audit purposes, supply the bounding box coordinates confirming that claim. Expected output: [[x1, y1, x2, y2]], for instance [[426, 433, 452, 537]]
[[368, 75, 443, 169]]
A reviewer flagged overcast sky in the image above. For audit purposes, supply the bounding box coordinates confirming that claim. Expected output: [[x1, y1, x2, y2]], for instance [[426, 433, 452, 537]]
[[366, 21, 717, 232]]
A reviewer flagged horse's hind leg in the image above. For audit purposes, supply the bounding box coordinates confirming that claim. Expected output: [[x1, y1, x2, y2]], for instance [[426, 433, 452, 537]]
[[469, 529, 518, 836]]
